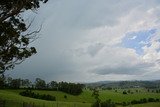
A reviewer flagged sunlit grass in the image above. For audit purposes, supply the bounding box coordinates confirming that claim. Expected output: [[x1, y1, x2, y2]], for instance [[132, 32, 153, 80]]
[[1, 89, 160, 107]]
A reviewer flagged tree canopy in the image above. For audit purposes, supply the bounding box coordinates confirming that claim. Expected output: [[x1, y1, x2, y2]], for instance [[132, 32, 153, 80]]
[[0, 0, 48, 74]]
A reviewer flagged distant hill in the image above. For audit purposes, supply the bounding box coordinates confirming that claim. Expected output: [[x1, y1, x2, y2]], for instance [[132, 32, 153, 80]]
[[85, 80, 160, 89]]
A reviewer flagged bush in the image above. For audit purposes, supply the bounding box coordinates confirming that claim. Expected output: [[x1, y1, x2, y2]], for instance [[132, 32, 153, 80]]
[[19, 90, 56, 101], [92, 99, 116, 107], [64, 95, 67, 99], [148, 98, 155, 102], [91, 101, 99, 107], [128, 98, 160, 105], [123, 91, 127, 94], [156, 99, 160, 102], [131, 100, 139, 104], [101, 100, 116, 107], [140, 98, 147, 103], [122, 102, 127, 106]]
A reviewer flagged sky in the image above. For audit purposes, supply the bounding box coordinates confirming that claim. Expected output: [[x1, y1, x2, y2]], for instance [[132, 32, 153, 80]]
[[7, 0, 160, 82]]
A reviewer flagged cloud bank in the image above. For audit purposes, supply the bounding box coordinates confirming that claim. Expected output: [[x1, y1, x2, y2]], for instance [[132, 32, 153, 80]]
[[8, 0, 160, 82]]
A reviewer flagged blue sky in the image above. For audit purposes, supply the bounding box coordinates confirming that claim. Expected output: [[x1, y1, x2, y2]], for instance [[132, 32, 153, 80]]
[[122, 29, 157, 55], [7, 0, 160, 82]]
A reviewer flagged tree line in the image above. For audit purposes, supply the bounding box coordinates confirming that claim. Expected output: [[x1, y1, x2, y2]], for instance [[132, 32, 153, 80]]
[[0, 76, 84, 95], [19, 89, 56, 101]]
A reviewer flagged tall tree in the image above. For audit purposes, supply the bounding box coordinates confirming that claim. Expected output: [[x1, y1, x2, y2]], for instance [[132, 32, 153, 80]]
[[92, 88, 101, 107], [10, 78, 21, 89], [0, 0, 48, 74], [35, 78, 46, 89], [49, 81, 58, 90]]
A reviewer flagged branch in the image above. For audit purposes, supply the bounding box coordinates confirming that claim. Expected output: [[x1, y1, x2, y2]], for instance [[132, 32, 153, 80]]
[[0, 0, 25, 22]]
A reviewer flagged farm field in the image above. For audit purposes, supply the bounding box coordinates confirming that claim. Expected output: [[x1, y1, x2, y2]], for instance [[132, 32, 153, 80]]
[[0, 89, 160, 107], [118, 102, 160, 107]]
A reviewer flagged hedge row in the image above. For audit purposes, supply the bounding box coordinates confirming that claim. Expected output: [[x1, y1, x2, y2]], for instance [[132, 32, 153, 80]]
[[19, 90, 56, 101], [121, 98, 160, 106]]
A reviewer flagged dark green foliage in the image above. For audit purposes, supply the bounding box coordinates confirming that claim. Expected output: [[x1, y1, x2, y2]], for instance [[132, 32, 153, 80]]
[[92, 88, 100, 103], [91, 101, 100, 107], [131, 100, 139, 104], [121, 98, 160, 106], [127, 90, 131, 93], [0, 0, 48, 74], [35, 78, 46, 89], [64, 95, 67, 99], [156, 90, 159, 93], [58, 82, 84, 95], [0, 75, 5, 88], [48, 81, 58, 90], [140, 98, 147, 103], [148, 98, 156, 102], [156, 98, 160, 102], [123, 91, 127, 94], [106, 87, 112, 90], [91, 99, 116, 107], [10, 78, 21, 89], [91, 88, 101, 107], [122, 102, 127, 106], [19, 90, 56, 101], [100, 99, 116, 107], [2, 77, 32, 89]]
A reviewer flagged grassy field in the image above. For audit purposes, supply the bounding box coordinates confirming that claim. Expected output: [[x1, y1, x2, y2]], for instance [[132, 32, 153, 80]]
[[0, 89, 92, 107], [117, 102, 160, 107], [0, 89, 160, 107]]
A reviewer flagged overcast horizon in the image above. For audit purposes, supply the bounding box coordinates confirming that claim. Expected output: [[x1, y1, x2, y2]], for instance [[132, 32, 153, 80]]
[[6, 0, 160, 83]]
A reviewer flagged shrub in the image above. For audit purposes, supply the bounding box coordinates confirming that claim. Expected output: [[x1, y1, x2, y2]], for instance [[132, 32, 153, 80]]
[[140, 98, 147, 103], [122, 102, 127, 106], [100, 100, 116, 107], [91, 101, 99, 107], [148, 98, 155, 102], [19, 90, 56, 101], [131, 100, 139, 104], [64, 95, 67, 99], [92, 99, 116, 107], [123, 91, 127, 94], [156, 99, 159, 102]]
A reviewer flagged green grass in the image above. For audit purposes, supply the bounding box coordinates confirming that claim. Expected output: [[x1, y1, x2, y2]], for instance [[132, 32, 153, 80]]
[[0, 89, 160, 107], [0, 89, 91, 107], [99, 89, 160, 102], [118, 102, 160, 107]]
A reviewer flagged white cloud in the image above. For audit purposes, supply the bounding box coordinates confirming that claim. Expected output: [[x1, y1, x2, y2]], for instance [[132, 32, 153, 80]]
[[9, 0, 160, 82], [129, 36, 137, 40]]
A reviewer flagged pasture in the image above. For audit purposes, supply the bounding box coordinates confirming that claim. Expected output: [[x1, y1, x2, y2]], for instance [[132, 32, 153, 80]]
[[0, 88, 160, 107]]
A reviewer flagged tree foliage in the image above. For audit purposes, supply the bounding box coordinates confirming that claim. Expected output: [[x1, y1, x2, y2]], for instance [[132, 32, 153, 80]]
[[19, 89, 56, 101], [35, 78, 46, 89], [58, 82, 84, 95], [0, 0, 48, 74]]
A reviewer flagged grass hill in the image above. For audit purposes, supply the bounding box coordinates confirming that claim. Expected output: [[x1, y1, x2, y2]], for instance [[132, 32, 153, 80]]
[[1, 88, 160, 107]]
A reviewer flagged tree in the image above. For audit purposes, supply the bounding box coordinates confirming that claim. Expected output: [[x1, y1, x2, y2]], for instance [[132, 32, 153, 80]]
[[123, 90, 127, 94], [58, 82, 84, 95], [6, 76, 12, 87], [0, 75, 5, 88], [49, 81, 58, 90], [92, 88, 101, 107], [0, 0, 48, 74], [35, 78, 46, 89], [21, 79, 31, 88], [10, 78, 21, 88]]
